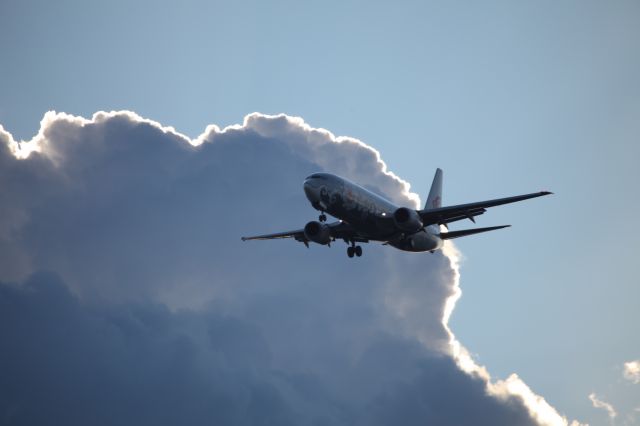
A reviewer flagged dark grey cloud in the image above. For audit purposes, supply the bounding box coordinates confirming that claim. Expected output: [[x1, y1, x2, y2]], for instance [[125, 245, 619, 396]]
[[0, 111, 571, 425], [0, 271, 535, 426]]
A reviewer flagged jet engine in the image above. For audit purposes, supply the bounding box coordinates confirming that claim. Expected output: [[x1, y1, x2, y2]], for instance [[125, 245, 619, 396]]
[[393, 207, 423, 233], [304, 221, 332, 245]]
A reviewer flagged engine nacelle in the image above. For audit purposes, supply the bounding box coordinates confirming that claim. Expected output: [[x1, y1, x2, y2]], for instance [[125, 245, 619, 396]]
[[304, 221, 332, 245], [393, 207, 423, 233]]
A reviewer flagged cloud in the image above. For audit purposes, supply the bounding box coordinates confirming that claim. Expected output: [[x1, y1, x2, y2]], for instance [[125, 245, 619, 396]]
[[624, 360, 640, 384], [0, 111, 579, 425], [589, 393, 617, 423]]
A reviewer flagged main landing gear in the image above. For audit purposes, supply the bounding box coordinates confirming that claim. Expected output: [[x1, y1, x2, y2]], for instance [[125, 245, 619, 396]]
[[347, 243, 362, 258]]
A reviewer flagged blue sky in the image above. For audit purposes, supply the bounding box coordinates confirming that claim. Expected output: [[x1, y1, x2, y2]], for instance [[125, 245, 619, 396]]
[[1, 1, 639, 424]]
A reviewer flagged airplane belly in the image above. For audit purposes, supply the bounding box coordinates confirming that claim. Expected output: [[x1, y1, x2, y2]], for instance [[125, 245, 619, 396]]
[[327, 204, 393, 238]]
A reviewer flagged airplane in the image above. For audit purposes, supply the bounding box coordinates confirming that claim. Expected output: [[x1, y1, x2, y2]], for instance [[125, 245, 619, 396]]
[[241, 169, 552, 258]]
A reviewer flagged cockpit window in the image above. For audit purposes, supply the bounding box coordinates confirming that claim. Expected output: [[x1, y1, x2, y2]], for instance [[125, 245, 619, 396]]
[[308, 173, 328, 180]]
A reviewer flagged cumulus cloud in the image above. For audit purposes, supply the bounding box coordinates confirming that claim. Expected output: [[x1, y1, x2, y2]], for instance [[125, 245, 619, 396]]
[[624, 360, 640, 384], [0, 111, 579, 425]]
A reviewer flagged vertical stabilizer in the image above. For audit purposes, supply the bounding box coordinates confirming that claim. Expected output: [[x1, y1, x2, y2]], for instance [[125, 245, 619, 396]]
[[425, 168, 443, 210]]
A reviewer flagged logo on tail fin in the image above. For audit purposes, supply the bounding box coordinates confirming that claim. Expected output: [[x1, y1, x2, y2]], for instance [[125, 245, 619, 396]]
[[425, 168, 443, 210]]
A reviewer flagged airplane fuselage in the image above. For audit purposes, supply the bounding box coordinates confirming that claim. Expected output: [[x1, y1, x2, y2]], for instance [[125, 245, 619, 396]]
[[303, 173, 442, 252]]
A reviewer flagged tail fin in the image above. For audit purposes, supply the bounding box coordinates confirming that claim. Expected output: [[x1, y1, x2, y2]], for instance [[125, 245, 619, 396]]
[[425, 168, 443, 210]]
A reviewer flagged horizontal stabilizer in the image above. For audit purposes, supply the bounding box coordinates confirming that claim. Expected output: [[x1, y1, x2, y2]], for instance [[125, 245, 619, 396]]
[[439, 225, 511, 240]]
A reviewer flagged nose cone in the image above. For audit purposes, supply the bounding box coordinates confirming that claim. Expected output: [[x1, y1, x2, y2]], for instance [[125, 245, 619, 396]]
[[303, 178, 317, 202]]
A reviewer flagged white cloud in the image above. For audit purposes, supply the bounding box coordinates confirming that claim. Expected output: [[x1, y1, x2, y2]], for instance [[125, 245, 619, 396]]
[[589, 393, 617, 423], [441, 242, 583, 426], [0, 110, 582, 425], [624, 360, 640, 384]]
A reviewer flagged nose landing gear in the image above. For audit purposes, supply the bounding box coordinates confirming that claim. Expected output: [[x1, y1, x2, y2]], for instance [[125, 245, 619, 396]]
[[319, 213, 327, 222]]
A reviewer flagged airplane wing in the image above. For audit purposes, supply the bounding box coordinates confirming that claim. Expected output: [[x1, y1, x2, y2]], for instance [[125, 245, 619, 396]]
[[241, 221, 369, 245], [419, 191, 552, 226], [241, 229, 306, 241]]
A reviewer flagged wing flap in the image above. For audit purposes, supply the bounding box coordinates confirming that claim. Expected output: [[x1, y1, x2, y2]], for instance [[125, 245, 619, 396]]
[[438, 208, 486, 225]]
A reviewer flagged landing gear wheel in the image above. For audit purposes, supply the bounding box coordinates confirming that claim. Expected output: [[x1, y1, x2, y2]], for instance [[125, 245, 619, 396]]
[[319, 213, 327, 222], [355, 246, 362, 257], [347, 246, 355, 258]]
